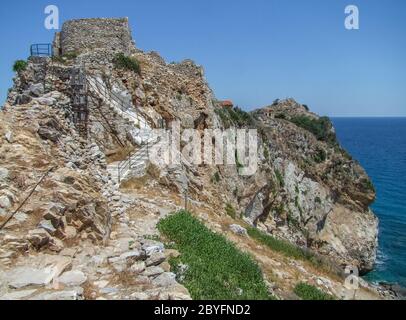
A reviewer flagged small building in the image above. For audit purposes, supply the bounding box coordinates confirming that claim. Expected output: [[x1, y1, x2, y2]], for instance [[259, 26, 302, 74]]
[[219, 100, 234, 108]]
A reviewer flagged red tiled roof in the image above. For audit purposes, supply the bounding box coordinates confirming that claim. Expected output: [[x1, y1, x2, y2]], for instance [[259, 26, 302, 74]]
[[220, 100, 234, 107]]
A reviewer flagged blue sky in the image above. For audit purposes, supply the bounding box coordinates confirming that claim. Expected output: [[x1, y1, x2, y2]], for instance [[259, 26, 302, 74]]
[[1, 0, 405, 116]]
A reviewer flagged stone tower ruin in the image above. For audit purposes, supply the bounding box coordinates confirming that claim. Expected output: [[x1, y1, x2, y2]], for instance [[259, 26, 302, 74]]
[[53, 17, 134, 56]]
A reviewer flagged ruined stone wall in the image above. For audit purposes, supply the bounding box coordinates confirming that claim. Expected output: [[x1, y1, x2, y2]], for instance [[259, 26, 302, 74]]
[[55, 18, 134, 56]]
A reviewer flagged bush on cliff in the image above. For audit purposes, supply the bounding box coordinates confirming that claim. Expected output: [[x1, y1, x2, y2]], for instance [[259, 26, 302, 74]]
[[13, 60, 28, 73], [113, 53, 141, 74], [157, 211, 271, 300], [289, 115, 337, 145]]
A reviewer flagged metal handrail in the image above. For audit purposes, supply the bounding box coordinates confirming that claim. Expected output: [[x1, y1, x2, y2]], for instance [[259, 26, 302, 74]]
[[117, 141, 151, 183], [30, 43, 53, 57], [86, 76, 149, 129]]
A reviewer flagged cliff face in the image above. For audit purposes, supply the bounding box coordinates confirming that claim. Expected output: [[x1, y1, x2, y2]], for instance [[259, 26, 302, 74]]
[[0, 18, 384, 300]]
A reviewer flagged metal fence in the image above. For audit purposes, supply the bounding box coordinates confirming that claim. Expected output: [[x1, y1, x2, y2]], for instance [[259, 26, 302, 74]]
[[30, 44, 53, 57]]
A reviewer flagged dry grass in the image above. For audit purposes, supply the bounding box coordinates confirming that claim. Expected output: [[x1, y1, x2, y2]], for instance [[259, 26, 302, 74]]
[[106, 145, 137, 164]]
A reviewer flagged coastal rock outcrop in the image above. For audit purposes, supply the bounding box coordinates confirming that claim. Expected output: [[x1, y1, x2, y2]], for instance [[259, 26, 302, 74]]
[[0, 17, 381, 299]]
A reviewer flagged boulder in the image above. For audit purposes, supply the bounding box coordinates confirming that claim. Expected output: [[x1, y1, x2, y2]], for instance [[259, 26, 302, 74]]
[[8, 265, 63, 289], [4, 131, 13, 143], [146, 252, 166, 267], [29, 83, 44, 97], [143, 266, 164, 278], [0, 167, 9, 181], [57, 270, 87, 287], [152, 272, 177, 287], [0, 195, 11, 209], [229, 224, 248, 236], [27, 229, 51, 249], [38, 220, 57, 234]]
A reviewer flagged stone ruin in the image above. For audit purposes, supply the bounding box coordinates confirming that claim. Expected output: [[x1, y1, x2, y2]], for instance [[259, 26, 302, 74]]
[[53, 17, 134, 56]]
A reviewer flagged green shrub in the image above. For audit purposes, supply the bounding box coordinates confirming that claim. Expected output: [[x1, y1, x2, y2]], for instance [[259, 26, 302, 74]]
[[275, 169, 285, 188], [314, 148, 327, 163], [113, 53, 141, 74], [361, 178, 375, 192], [157, 211, 271, 300], [225, 203, 237, 219], [289, 115, 337, 145], [275, 113, 286, 120], [211, 171, 221, 183], [13, 60, 28, 73], [215, 106, 254, 128], [263, 147, 270, 161], [294, 282, 334, 300]]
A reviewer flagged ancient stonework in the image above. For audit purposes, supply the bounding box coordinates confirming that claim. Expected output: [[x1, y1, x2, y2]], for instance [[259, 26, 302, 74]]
[[54, 18, 134, 56]]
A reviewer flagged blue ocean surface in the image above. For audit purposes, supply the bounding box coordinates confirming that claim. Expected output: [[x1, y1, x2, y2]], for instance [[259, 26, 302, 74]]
[[332, 118, 406, 287]]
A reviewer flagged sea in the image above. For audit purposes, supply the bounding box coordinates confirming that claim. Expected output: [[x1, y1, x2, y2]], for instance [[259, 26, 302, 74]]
[[332, 117, 406, 287]]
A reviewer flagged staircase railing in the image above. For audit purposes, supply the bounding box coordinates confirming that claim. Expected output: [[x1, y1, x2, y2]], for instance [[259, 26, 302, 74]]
[[117, 141, 151, 183], [86, 76, 150, 129]]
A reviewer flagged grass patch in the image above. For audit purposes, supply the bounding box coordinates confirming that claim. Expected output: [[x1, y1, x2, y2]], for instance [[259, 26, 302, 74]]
[[13, 60, 28, 73], [113, 53, 141, 74], [225, 203, 237, 219], [247, 227, 343, 278], [247, 227, 311, 261], [294, 282, 334, 300], [157, 211, 271, 300]]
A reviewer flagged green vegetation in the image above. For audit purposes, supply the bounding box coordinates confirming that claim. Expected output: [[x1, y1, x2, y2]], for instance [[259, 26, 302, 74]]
[[113, 53, 141, 74], [225, 203, 237, 219], [157, 211, 271, 300], [289, 115, 337, 145], [215, 106, 254, 128], [247, 227, 311, 261], [361, 178, 375, 192], [275, 113, 287, 120], [274, 169, 285, 188], [13, 60, 28, 73], [263, 146, 270, 161], [294, 282, 334, 300], [247, 227, 343, 277], [52, 51, 78, 63], [314, 148, 327, 163], [211, 171, 221, 183]]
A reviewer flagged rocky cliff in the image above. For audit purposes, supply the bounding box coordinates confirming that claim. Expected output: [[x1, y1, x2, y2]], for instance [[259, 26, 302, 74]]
[[0, 18, 389, 300]]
